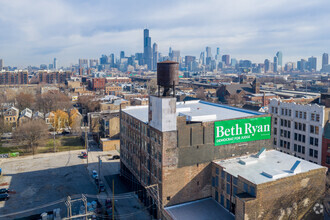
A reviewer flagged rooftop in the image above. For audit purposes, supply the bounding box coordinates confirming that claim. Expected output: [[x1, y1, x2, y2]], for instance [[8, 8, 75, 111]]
[[164, 198, 234, 220], [123, 100, 263, 124], [215, 150, 323, 185]]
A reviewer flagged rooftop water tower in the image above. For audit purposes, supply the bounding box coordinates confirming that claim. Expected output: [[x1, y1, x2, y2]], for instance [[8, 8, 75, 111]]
[[148, 61, 178, 132], [157, 61, 179, 97]]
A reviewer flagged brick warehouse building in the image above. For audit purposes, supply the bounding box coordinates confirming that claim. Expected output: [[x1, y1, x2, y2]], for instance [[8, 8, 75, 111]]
[[119, 61, 327, 219]]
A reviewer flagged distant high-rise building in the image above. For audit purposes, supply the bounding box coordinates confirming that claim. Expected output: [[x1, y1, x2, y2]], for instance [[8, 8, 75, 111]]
[[171, 50, 180, 63], [89, 59, 98, 68], [273, 56, 278, 72], [322, 53, 329, 70], [231, 58, 237, 67], [185, 56, 196, 71], [206, 47, 212, 58], [264, 59, 270, 73], [276, 51, 283, 67], [53, 58, 57, 70], [0, 59, 3, 70], [79, 59, 88, 69], [152, 43, 158, 70], [143, 29, 152, 69], [215, 48, 220, 60], [109, 53, 115, 67], [120, 51, 125, 59], [308, 56, 317, 71], [200, 52, 205, 65], [222, 55, 230, 66], [100, 55, 108, 65]]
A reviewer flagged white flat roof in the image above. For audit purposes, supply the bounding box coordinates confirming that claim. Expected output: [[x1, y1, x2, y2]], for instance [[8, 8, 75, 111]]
[[122, 100, 263, 124], [165, 198, 234, 220], [215, 150, 323, 185]]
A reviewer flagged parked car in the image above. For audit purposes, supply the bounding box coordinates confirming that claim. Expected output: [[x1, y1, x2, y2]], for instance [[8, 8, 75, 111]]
[[99, 181, 105, 192], [92, 170, 98, 179], [112, 155, 120, 160], [0, 193, 9, 201], [0, 188, 8, 194], [95, 178, 99, 186], [81, 152, 87, 159]]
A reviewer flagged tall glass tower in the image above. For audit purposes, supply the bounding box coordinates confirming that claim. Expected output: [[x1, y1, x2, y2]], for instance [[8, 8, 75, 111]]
[[143, 29, 152, 70]]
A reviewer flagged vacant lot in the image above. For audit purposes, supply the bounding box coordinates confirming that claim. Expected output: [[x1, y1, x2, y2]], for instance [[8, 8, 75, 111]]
[[0, 150, 97, 219], [0, 136, 84, 156]]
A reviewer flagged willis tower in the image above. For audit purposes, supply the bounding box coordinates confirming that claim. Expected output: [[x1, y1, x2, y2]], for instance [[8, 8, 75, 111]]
[[143, 29, 152, 70]]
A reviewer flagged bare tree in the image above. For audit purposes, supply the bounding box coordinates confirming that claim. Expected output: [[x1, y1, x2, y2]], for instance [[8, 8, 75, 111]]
[[0, 118, 12, 137], [16, 92, 35, 111], [77, 95, 100, 113], [196, 87, 206, 100], [13, 120, 49, 155], [147, 78, 157, 95], [226, 94, 244, 107], [35, 91, 72, 113]]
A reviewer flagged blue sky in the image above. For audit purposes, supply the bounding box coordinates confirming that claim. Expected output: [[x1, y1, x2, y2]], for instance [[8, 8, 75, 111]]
[[0, 0, 329, 68]]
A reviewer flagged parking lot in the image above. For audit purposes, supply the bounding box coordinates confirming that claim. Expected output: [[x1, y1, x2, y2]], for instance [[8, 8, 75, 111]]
[[0, 150, 103, 219]]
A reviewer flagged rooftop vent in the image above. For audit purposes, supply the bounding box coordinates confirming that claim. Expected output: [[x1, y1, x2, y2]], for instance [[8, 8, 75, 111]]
[[289, 160, 301, 174]]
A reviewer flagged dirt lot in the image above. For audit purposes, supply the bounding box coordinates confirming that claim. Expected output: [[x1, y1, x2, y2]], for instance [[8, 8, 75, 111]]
[[0, 150, 98, 219]]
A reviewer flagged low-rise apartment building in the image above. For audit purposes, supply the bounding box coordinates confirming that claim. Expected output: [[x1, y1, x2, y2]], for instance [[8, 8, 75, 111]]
[[269, 98, 330, 164]]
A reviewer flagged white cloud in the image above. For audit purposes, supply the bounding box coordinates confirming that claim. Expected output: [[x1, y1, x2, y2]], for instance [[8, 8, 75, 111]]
[[0, 0, 329, 68]]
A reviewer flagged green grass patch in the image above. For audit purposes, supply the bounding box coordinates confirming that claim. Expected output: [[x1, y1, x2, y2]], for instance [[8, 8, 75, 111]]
[[38, 136, 84, 153]]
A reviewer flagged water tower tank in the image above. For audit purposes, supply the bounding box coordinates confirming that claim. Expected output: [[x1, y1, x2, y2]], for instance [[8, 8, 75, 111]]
[[157, 61, 179, 87]]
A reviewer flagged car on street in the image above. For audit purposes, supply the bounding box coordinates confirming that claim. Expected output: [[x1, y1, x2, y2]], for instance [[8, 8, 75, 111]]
[[80, 152, 87, 159], [0, 188, 9, 194], [110, 155, 120, 160], [95, 178, 99, 186], [92, 170, 98, 179], [99, 181, 105, 192], [0, 193, 9, 201]]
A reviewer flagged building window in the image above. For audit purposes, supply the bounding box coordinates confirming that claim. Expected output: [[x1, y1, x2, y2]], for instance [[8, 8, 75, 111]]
[[274, 117, 277, 125], [215, 190, 219, 202], [315, 138, 319, 146], [226, 199, 230, 210], [289, 110, 291, 116], [233, 186, 237, 195], [216, 167, 219, 175], [311, 113, 315, 121], [326, 156, 330, 164], [221, 170, 225, 179], [244, 183, 248, 192], [303, 112, 306, 119], [233, 177, 238, 185], [294, 144, 297, 152], [302, 146, 305, 154], [309, 149, 313, 157], [250, 186, 256, 196], [295, 111, 298, 117], [227, 174, 231, 183], [226, 183, 230, 194], [220, 195, 224, 206], [212, 177, 215, 187], [310, 137, 314, 145], [215, 176, 219, 187], [314, 150, 318, 158], [316, 114, 320, 122]]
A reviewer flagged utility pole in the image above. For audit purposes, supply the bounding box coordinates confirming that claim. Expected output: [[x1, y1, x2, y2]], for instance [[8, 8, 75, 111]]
[[85, 125, 88, 166], [98, 155, 102, 192], [53, 117, 56, 153], [112, 179, 115, 220]]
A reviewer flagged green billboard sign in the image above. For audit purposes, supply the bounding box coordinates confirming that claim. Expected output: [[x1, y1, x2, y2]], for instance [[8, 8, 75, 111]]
[[214, 117, 271, 146]]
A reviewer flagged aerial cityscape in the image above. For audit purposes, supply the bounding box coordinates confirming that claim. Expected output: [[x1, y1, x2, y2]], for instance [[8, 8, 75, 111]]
[[0, 1, 329, 220]]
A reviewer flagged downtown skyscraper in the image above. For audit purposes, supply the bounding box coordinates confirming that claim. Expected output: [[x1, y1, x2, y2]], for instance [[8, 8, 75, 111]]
[[143, 29, 152, 70], [322, 53, 329, 70]]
